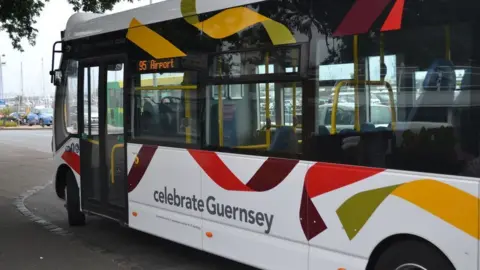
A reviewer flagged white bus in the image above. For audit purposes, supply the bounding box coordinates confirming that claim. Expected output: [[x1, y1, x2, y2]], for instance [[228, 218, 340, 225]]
[[50, 0, 480, 269]]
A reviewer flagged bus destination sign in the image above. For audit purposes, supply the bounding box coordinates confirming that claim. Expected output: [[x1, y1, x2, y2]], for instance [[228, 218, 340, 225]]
[[137, 58, 178, 72], [135, 55, 207, 72]]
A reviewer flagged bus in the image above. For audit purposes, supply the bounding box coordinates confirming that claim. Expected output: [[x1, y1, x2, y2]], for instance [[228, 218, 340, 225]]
[[49, 0, 480, 269]]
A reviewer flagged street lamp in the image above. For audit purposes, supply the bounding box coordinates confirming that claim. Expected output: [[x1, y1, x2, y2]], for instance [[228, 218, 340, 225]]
[[0, 54, 6, 101]]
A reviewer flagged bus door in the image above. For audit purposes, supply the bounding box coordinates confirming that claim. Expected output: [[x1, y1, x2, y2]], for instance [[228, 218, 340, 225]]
[[78, 55, 127, 223]]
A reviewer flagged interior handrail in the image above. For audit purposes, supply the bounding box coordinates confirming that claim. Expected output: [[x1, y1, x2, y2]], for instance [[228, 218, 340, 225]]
[[331, 80, 396, 134]]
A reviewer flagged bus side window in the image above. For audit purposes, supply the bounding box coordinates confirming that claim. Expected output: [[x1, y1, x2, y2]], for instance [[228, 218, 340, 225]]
[[132, 71, 200, 146], [204, 82, 302, 156]]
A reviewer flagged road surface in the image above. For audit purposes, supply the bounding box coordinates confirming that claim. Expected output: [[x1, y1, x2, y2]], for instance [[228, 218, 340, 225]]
[[0, 130, 122, 269], [0, 130, 254, 270], [0, 129, 53, 154]]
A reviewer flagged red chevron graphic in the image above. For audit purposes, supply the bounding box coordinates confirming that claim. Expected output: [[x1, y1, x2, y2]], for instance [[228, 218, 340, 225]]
[[126, 145, 384, 241], [381, 0, 405, 31], [189, 149, 324, 238], [62, 151, 80, 175], [128, 145, 158, 192], [334, 0, 403, 37], [188, 149, 299, 192], [306, 163, 384, 198], [128, 147, 299, 193], [300, 163, 384, 240]]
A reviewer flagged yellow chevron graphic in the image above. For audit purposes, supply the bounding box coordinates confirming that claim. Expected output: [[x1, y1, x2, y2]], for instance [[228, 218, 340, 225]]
[[126, 18, 187, 59], [337, 179, 480, 240], [181, 0, 296, 45], [392, 179, 479, 239]]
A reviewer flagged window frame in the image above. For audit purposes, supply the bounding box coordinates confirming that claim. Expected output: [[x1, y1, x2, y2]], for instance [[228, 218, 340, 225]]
[[128, 67, 204, 149], [203, 77, 304, 159], [54, 58, 80, 151]]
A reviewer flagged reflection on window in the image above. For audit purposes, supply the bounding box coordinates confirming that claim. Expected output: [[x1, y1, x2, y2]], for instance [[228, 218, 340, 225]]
[[319, 63, 354, 81], [415, 69, 466, 100], [370, 106, 392, 125], [210, 47, 300, 77], [205, 82, 302, 156], [133, 71, 199, 145], [368, 55, 397, 82], [107, 64, 124, 135], [305, 19, 480, 179], [283, 86, 302, 126], [65, 60, 78, 134], [84, 66, 100, 136]]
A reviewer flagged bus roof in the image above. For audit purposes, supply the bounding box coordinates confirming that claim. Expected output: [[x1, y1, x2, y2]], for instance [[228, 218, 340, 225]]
[[63, 0, 266, 41]]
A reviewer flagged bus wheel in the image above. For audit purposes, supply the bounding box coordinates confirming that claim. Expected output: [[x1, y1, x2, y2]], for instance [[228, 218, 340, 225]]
[[65, 169, 85, 226], [373, 239, 454, 270]]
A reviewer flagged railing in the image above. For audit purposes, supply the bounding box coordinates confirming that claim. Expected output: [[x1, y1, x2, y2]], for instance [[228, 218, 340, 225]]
[[330, 80, 396, 134]]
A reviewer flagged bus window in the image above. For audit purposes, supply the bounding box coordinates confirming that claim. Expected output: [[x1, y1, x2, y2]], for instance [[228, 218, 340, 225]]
[[205, 81, 302, 155], [106, 64, 124, 133], [84, 66, 100, 136], [205, 46, 302, 156], [65, 60, 79, 134], [304, 7, 477, 177], [53, 59, 79, 151], [282, 71, 302, 128], [209, 47, 300, 78], [323, 106, 355, 126], [370, 105, 392, 125], [132, 71, 200, 146]]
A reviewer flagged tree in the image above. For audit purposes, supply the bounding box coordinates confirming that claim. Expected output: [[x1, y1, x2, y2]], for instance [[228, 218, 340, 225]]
[[1, 106, 13, 125], [0, 0, 134, 51]]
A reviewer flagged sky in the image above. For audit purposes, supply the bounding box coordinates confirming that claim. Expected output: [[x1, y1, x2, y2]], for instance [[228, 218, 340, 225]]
[[0, 0, 163, 99]]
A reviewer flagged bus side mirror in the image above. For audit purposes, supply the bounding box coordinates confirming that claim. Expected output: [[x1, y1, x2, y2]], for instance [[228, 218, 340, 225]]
[[51, 69, 63, 86]]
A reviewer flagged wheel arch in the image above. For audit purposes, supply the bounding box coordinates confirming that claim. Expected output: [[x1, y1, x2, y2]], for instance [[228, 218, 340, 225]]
[[55, 164, 75, 200], [366, 233, 455, 270]]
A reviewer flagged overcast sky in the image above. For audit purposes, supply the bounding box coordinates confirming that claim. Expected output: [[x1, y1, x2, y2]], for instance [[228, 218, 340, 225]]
[[0, 0, 162, 99]]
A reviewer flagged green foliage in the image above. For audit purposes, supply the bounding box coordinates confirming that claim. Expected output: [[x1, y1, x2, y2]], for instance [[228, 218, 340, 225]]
[[1, 106, 12, 116], [0, 120, 18, 127], [0, 0, 135, 51], [0, 0, 45, 51], [66, 0, 134, 13], [0, 117, 18, 127], [1, 106, 16, 126]]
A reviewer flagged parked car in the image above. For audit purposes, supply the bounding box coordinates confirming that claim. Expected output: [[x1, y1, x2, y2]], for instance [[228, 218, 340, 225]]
[[8, 112, 27, 125], [26, 112, 39, 126], [317, 102, 392, 132], [71, 106, 99, 130], [27, 107, 54, 126], [37, 107, 54, 127]]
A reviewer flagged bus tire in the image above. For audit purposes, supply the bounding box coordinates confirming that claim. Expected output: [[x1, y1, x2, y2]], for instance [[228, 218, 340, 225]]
[[372, 239, 454, 270], [66, 170, 85, 226]]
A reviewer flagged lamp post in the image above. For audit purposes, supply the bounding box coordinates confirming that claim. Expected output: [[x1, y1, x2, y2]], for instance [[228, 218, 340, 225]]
[[17, 60, 23, 116], [0, 54, 5, 101], [41, 57, 46, 106]]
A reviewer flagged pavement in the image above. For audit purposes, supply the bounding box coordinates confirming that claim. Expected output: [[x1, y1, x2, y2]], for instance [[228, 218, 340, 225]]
[[0, 131, 122, 269], [0, 130, 254, 270], [0, 125, 52, 130]]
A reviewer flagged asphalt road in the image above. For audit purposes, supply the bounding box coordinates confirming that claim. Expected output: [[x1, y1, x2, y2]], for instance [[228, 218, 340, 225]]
[[0, 129, 123, 269], [0, 130, 255, 270], [0, 129, 53, 154]]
